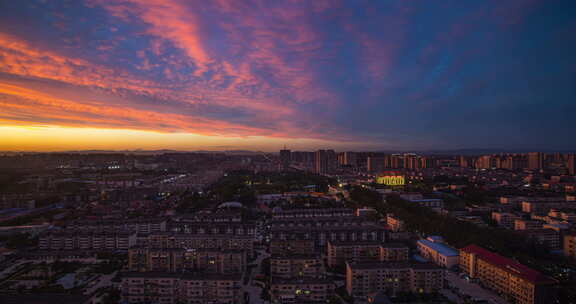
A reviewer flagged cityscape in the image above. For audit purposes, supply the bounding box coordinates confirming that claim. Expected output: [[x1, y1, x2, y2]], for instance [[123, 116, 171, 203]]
[[0, 151, 575, 303], [1, 1, 576, 304]]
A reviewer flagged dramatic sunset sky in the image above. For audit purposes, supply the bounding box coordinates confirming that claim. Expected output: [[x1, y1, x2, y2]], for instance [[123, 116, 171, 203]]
[[0, 0, 575, 151]]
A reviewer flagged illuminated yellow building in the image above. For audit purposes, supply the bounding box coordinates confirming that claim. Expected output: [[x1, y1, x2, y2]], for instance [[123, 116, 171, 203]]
[[376, 175, 405, 186]]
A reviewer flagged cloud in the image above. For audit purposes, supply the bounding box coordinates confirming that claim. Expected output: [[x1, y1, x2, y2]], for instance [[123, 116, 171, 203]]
[[0, 0, 574, 150]]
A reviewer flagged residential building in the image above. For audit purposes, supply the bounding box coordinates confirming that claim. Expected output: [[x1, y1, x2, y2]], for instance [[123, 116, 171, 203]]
[[492, 212, 521, 229], [270, 240, 316, 256], [315, 149, 336, 174], [386, 214, 405, 232], [135, 233, 254, 257], [39, 230, 136, 251], [270, 277, 335, 304], [564, 233, 576, 259], [120, 272, 242, 304], [272, 208, 355, 219], [128, 248, 246, 274], [270, 224, 388, 248], [379, 243, 410, 262], [417, 237, 459, 268], [528, 152, 544, 171], [327, 241, 381, 268], [270, 254, 324, 279], [514, 220, 543, 231], [69, 218, 167, 233], [459, 245, 557, 304], [521, 229, 561, 250], [346, 262, 444, 298]]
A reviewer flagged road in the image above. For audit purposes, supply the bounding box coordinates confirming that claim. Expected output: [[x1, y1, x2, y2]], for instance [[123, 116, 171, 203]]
[[0, 260, 29, 281], [84, 270, 118, 295], [242, 249, 270, 304]]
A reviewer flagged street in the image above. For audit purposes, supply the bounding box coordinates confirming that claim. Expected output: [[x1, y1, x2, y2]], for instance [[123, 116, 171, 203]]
[[242, 248, 270, 304]]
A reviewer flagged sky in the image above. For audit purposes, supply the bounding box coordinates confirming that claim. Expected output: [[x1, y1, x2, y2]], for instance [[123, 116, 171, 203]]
[[0, 0, 575, 152]]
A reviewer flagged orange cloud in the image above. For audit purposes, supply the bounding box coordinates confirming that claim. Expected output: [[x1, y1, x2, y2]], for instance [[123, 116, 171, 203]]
[[0, 82, 267, 137], [0, 1, 353, 145], [99, 0, 211, 74], [0, 33, 164, 96]]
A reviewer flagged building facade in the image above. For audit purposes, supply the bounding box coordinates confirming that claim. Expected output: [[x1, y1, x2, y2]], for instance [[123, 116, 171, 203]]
[[417, 237, 459, 269], [270, 254, 324, 279], [270, 278, 335, 304], [346, 262, 444, 299], [121, 272, 242, 304], [128, 248, 246, 274]]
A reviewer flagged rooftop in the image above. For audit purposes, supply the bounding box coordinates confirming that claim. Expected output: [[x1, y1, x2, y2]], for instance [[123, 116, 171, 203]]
[[347, 261, 441, 270], [417, 239, 459, 256], [271, 277, 334, 284], [121, 271, 242, 280]]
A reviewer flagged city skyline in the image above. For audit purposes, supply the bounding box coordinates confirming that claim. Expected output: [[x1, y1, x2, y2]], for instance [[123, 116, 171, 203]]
[[1, 0, 575, 151]]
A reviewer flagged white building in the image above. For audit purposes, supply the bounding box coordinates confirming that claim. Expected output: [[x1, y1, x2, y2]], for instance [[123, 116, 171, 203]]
[[417, 236, 459, 269]]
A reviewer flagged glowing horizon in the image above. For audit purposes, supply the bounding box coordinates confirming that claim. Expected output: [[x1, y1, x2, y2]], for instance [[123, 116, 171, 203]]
[[0, 126, 375, 152]]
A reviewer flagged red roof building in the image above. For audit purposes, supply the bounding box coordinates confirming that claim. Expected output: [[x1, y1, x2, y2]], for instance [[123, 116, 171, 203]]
[[459, 244, 557, 304]]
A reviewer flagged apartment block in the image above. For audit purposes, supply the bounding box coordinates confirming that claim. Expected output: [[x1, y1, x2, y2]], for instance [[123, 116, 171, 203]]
[[39, 230, 136, 251], [327, 241, 409, 268], [417, 237, 459, 268], [121, 272, 242, 304], [135, 233, 254, 256], [128, 248, 246, 274], [514, 220, 543, 230], [520, 229, 561, 250], [271, 216, 373, 229], [386, 214, 405, 232], [346, 262, 444, 298], [460, 245, 557, 304], [168, 222, 256, 236], [270, 277, 335, 304], [270, 225, 387, 248], [564, 233, 576, 259], [270, 254, 324, 279], [272, 208, 355, 219], [270, 239, 316, 256], [69, 218, 167, 233], [327, 241, 381, 268], [521, 201, 576, 213], [492, 212, 521, 229], [379, 243, 410, 262]]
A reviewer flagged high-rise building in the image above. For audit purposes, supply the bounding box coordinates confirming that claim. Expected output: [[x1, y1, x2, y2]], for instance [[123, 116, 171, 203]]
[[315, 149, 336, 174], [476, 155, 492, 169], [528, 152, 544, 171], [367, 156, 386, 173], [279, 148, 291, 168], [459, 156, 470, 168], [567, 154, 575, 175], [338, 152, 357, 167], [390, 154, 403, 168], [403, 154, 418, 169]]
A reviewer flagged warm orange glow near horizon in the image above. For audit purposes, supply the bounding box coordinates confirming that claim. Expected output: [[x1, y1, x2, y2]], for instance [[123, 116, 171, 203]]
[[0, 125, 367, 152]]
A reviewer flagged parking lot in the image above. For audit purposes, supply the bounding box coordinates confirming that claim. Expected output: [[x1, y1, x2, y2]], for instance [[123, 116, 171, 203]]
[[443, 271, 508, 304]]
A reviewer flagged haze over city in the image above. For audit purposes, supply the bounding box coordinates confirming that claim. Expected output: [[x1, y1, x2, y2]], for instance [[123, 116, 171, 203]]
[[1, 0, 575, 152]]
